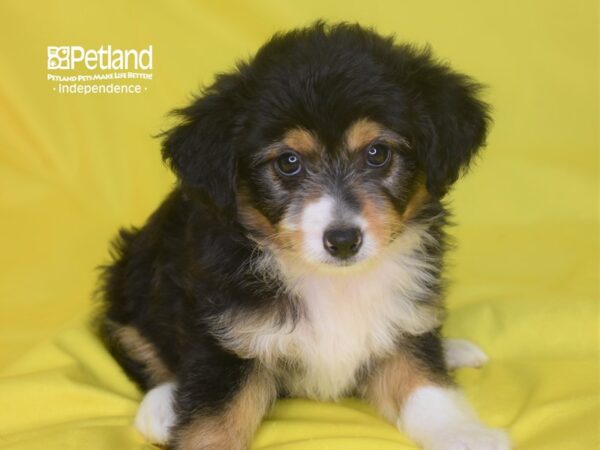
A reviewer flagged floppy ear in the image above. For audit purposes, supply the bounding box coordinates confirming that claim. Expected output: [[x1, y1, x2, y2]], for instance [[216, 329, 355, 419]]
[[408, 52, 491, 197], [161, 73, 243, 214]]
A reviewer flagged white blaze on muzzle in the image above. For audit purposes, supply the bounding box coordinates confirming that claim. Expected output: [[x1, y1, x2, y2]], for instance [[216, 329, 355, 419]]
[[296, 194, 377, 265]]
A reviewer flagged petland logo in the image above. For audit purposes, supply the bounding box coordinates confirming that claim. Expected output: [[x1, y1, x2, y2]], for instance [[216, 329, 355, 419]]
[[47, 45, 153, 95], [47, 45, 153, 70]]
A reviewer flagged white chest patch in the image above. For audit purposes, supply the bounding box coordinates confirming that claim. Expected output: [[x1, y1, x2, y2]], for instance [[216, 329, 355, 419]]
[[217, 225, 442, 400], [281, 266, 425, 399]]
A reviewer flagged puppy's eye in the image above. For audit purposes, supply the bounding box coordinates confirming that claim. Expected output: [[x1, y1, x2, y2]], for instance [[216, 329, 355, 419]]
[[365, 144, 391, 168], [275, 152, 302, 176]]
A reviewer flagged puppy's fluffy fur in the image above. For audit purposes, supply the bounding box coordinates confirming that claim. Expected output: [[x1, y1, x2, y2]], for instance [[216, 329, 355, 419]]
[[100, 22, 510, 450]]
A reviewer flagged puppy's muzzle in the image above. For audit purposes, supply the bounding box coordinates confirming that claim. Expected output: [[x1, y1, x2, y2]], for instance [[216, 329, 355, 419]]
[[323, 227, 362, 259]]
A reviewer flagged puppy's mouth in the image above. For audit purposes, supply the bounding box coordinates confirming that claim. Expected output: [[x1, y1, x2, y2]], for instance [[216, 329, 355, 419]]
[[317, 255, 359, 268], [321, 255, 365, 268]]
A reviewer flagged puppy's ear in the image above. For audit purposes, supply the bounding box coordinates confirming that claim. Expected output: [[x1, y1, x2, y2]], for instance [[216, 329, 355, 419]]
[[407, 50, 491, 197], [161, 73, 243, 214]]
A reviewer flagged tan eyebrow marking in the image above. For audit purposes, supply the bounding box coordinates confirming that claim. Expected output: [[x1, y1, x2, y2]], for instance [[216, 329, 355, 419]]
[[345, 118, 410, 152], [257, 127, 322, 164], [282, 128, 320, 156]]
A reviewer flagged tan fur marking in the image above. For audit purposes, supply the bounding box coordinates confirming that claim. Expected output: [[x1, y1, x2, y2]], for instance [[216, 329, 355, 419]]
[[361, 196, 388, 246], [262, 128, 321, 161], [237, 186, 278, 239], [282, 127, 320, 156], [345, 118, 383, 151], [402, 183, 429, 221], [345, 118, 410, 152], [113, 324, 174, 385], [357, 191, 403, 247], [244, 189, 322, 254], [361, 352, 442, 424], [176, 368, 276, 450], [237, 185, 313, 254]]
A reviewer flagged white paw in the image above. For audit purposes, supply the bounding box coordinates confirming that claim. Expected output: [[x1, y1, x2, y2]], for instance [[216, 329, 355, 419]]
[[399, 386, 510, 450], [134, 382, 177, 445], [443, 338, 489, 370], [423, 422, 511, 450]]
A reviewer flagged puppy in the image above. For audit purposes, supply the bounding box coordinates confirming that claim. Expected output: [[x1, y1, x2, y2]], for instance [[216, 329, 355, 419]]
[[100, 22, 510, 450]]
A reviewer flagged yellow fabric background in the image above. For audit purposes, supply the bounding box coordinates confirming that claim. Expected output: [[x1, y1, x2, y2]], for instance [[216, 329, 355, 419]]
[[0, 1, 597, 449]]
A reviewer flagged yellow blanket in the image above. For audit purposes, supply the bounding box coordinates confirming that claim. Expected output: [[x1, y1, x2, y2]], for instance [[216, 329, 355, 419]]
[[0, 1, 597, 449]]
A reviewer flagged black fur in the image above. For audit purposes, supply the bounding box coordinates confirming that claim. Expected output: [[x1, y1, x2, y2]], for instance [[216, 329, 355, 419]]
[[99, 21, 490, 448]]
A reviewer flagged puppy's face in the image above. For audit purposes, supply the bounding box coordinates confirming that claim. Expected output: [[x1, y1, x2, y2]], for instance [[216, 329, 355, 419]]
[[238, 119, 426, 268], [161, 23, 489, 271]]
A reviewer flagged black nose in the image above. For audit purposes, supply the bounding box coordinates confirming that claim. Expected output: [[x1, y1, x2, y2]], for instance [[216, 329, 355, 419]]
[[323, 228, 363, 259]]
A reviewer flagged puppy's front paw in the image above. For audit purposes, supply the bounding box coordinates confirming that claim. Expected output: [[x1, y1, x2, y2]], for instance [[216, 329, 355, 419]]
[[399, 386, 511, 450], [423, 423, 511, 450], [134, 382, 177, 445]]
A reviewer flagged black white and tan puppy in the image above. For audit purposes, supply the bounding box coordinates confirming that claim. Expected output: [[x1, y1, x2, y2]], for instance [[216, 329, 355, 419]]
[[99, 22, 510, 450]]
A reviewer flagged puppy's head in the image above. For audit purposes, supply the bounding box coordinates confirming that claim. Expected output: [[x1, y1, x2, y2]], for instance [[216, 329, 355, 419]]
[[162, 22, 490, 269]]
